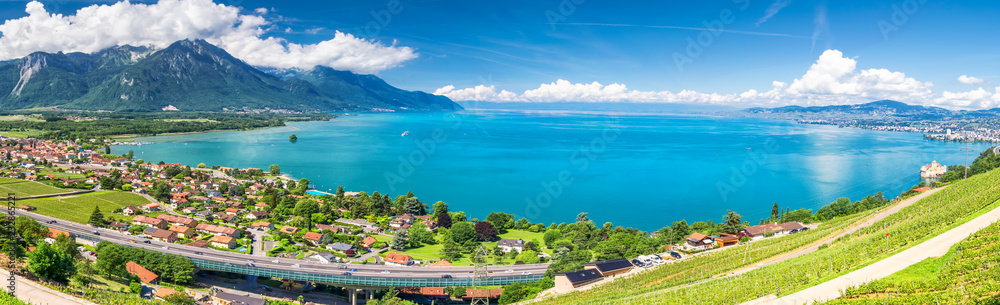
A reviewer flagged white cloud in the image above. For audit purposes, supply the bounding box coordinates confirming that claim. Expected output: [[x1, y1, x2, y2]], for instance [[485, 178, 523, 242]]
[[254, 7, 268, 15], [436, 49, 1000, 110], [0, 0, 416, 74], [957, 75, 985, 85], [433, 85, 523, 102]]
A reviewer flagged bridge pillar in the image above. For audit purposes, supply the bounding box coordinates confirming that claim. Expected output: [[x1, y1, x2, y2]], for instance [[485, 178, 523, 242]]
[[350, 288, 358, 305], [367, 289, 373, 299]]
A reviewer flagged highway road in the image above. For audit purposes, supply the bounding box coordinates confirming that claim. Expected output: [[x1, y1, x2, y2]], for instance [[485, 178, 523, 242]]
[[14, 210, 550, 281]]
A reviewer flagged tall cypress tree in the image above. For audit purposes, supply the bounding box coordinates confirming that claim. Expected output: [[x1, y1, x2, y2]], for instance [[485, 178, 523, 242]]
[[88, 205, 105, 227]]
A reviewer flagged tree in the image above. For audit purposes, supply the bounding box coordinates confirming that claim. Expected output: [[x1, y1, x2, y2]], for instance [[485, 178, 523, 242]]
[[289, 134, 298, 142], [770, 202, 780, 222], [293, 199, 319, 218], [543, 229, 562, 248], [125, 150, 134, 160], [15, 216, 48, 243], [514, 218, 531, 230], [668, 220, 691, 244], [402, 197, 425, 215], [164, 293, 195, 305], [54, 233, 78, 258], [390, 230, 409, 250], [104, 146, 111, 154], [721, 210, 745, 234], [515, 250, 540, 264], [437, 212, 453, 229], [197, 163, 207, 168], [297, 178, 310, 193], [474, 221, 499, 241], [129, 281, 142, 294], [269, 164, 281, 175], [28, 242, 76, 284], [450, 222, 476, 245], [432, 201, 449, 216], [74, 259, 96, 288], [785, 208, 815, 223], [486, 212, 514, 233], [440, 229, 462, 261], [366, 288, 417, 305], [451, 211, 467, 223], [89, 205, 105, 227], [576, 212, 590, 224], [408, 221, 433, 247]]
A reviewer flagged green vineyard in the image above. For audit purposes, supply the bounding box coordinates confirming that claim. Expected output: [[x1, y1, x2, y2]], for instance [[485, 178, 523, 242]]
[[824, 220, 1000, 304], [541, 167, 1000, 305], [534, 206, 868, 304]]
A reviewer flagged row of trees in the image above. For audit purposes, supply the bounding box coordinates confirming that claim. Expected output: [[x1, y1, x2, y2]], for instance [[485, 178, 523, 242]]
[[95, 241, 196, 285], [0, 112, 332, 140]]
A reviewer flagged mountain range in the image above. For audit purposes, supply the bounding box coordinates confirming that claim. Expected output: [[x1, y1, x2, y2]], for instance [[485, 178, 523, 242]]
[[743, 100, 1000, 119], [0, 39, 461, 112]]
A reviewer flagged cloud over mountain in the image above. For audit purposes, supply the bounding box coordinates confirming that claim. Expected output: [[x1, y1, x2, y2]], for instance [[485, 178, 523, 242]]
[[436, 49, 1000, 110], [0, 0, 416, 74]]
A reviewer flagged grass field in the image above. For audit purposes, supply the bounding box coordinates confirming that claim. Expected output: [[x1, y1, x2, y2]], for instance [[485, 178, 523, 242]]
[[22, 191, 152, 224], [37, 170, 88, 180], [0, 115, 43, 122], [0, 129, 44, 138], [0, 178, 72, 197]]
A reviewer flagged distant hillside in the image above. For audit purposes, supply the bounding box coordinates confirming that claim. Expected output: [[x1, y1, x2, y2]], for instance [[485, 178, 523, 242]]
[[0, 39, 461, 112], [743, 100, 953, 119]]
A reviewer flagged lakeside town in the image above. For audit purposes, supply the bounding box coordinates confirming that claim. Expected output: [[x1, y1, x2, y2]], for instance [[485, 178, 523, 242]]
[[0, 134, 858, 305]]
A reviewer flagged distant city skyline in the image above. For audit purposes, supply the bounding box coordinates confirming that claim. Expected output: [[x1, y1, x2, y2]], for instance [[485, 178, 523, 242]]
[[0, 0, 997, 109]]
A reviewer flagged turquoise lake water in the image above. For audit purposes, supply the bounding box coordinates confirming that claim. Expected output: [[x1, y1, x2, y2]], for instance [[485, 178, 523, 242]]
[[114, 111, 991, 231]]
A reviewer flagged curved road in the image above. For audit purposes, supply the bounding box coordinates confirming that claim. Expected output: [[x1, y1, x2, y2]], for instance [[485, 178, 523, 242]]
[[13, 210, 549, 282]]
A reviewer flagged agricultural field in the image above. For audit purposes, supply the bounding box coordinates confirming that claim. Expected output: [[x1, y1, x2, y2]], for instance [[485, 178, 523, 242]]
[[0, 178, 72, 197], [533, 211, 865, 305], [583, 166, 1000, 305], [21, 191, 152, 224], [0, 128, 44, 138], [823, 220, 1000, 304], [0, 292, 30, 305], [37, 169, 88, 180]]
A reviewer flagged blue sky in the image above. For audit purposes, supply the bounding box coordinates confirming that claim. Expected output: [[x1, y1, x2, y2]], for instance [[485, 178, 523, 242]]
[[0, 0, 998, 108]]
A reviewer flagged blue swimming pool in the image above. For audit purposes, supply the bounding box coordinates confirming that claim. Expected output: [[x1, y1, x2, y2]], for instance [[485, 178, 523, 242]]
[[305, 190, 332, 196]]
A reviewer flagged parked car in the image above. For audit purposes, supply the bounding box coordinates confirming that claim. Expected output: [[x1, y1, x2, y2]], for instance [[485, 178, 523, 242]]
[[670, 251, 683, 259], [631, 259, 646, 267]]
